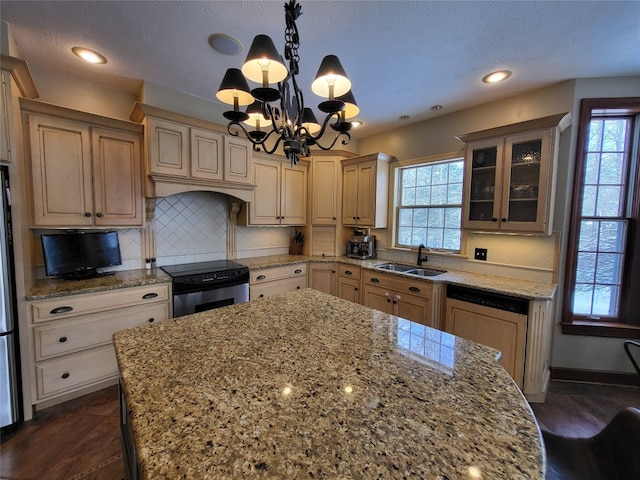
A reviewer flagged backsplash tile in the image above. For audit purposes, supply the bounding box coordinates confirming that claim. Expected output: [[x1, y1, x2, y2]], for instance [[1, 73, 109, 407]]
[[155, 192, 227, 266]]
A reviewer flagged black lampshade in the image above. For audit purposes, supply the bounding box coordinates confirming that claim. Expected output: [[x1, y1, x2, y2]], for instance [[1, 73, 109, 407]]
[[216, 68, 254, 106]]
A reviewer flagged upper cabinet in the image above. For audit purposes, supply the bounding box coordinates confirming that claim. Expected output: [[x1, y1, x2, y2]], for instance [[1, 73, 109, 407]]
[[130, 103, 254, 202], [1, 71, 12, 163], [311, 156, 340, 225], [341, 152, 394, 228], [241, 154, 308, 226], [457, 113, 571, 234], [22, 100, 144, 228]]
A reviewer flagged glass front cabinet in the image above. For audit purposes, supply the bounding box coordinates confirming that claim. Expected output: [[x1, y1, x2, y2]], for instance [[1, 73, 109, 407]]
[[459, 113, 571, 234]]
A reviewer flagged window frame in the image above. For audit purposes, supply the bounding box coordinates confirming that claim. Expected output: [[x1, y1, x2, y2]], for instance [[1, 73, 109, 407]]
[[562, 97, 640, 338], [393, 156, 465, 253]]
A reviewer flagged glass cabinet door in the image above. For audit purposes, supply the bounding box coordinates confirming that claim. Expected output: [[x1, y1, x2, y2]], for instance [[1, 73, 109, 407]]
[[502, 130, 551, 232], [463, 139, 503, 228]]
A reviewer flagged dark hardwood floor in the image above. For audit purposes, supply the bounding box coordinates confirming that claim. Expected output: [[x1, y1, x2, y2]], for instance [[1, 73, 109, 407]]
[[1, 381, 638, 479], [0, 385, 124, 480]]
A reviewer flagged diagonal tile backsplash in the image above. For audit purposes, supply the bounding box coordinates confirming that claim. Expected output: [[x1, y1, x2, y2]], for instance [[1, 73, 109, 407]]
[[155, 192, 228, 265]]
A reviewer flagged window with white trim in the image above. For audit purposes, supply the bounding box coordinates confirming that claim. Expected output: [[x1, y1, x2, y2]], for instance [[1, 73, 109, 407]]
[[396, 159, 464, 251]]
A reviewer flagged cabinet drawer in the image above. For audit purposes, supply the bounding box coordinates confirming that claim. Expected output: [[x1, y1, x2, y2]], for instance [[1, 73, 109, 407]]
[[251, 277, 307, 300], [250, 264, 307, 284], [338, 264, 361, 280], [363, 271, 432, 296], [34, 302, 169, 361], [31, 283, 170, 323], [35, 345, 118, 399]]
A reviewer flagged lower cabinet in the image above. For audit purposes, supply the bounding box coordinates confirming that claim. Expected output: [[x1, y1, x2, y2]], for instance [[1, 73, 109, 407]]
[[362, 271, 433, 327], [444, 297, 527, 388], [337, 265, 361, 304], [27, 283, 171, 408], [250, 264, 307, 300], [309, 263, 337, 296]]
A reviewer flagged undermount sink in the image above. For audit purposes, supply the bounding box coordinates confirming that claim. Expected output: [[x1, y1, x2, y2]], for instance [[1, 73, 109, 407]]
[[375, 263, 416, 272], [405, 268, 447, 277], [375, 263, 447, 277]]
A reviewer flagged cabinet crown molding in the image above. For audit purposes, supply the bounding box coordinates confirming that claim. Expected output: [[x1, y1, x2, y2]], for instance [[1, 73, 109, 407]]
[[1, 54, 39, 98], [456, 112, 572, 144]]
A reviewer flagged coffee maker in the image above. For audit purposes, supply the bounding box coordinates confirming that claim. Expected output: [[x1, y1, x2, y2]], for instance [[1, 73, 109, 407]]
[[346, 228, 376, 259]]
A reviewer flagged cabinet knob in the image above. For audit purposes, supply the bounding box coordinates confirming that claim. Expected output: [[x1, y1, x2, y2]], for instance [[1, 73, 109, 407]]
[[354, 287, 358, 291], [61, 372, 70, 379], [297, 286, 301, 289], [345, 270, 352, 275], [84, 212, 92, 217], [259, 294, 264, 298], [352, 216, 356, 220], [501, 217, 507, 222], [50, 306, 73, 315], [96, 212, 103, 218], [395, 294, 401, 300], [384, 292, 390, 297], [59, 336, 67, 343], [492, 217, 498, 222], [142, 293, 158, 300], [148, 318, 155, 323], [332, 270, 335, 274], [332, 217, 336, 220]]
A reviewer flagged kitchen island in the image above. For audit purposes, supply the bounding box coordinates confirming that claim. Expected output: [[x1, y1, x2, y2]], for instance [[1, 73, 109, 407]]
[[114, 288, 544, 479]]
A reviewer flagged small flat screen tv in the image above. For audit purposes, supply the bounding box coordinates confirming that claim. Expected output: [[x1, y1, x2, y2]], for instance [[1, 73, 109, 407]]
[[41, 231, 122, 280]]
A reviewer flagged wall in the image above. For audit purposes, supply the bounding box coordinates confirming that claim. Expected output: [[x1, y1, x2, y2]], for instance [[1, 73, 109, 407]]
[[360, 81, 575, 282], [357, 76, 640, 374], [550, 77, 640, 374]]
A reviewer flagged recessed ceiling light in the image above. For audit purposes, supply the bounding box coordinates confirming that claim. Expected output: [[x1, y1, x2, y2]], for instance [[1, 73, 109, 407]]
[[350, 120, 363, 128], [482, 70, 512, 83], [208, 33, 243, 56], [430, 105, 443, 111], [71, 47, 107, 64]]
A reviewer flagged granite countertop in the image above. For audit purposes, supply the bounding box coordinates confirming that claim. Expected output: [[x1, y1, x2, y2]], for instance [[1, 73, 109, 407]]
[[240, 254, 557, 300], [114, 289, 544, 479], [25, 268, 171, 301]]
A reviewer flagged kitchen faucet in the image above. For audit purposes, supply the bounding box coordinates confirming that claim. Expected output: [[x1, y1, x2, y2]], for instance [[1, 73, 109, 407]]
[[417, 243, 428, 265]]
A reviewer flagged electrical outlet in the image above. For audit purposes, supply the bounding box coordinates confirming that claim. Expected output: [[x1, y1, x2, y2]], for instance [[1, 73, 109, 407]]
[[474, 248, 487, 261]]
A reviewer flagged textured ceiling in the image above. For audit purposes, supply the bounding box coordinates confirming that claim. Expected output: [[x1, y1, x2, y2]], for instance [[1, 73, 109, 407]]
[[1, 1, 639, 138]]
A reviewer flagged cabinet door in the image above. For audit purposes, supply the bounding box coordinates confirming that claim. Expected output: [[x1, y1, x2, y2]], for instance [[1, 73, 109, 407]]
[[91, 128, 143, 226], [1, 71, 11, 162], [190, 127, 223, 181], [312, 158, 338, 224], [342, 164, 359, 225], [250, 159, 281, 224], [147, 117, 189, 177], [281, 163, 307, 225], [356, 161, 377, 226], [462, 138, 504, 230], [362, 283, 394, 314], [394, 293, 430, 327], [224, 136, 253, 184], [309, 263, 337, 296], [29, 115, 93, 226], [445, 298, 526, 387], [502, 130, 552, 233], [338, 276, 360, 304]]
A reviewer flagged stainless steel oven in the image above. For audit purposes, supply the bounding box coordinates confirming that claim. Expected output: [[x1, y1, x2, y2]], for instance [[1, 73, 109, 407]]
[[161, 260, 250, 318]]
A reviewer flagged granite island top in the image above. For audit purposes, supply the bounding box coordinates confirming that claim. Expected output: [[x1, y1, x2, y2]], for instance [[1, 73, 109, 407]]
[[25, 268, 171, 301], [240, 254, 558, 300], [114, 289, 544, 479]]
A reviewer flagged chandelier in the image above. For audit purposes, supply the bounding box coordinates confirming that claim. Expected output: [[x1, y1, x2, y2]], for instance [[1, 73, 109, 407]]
[[216, 0, 358, 166]]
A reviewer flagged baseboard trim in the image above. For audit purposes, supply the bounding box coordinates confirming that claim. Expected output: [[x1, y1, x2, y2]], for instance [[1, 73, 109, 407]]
[[551, 367, 640, 387]]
